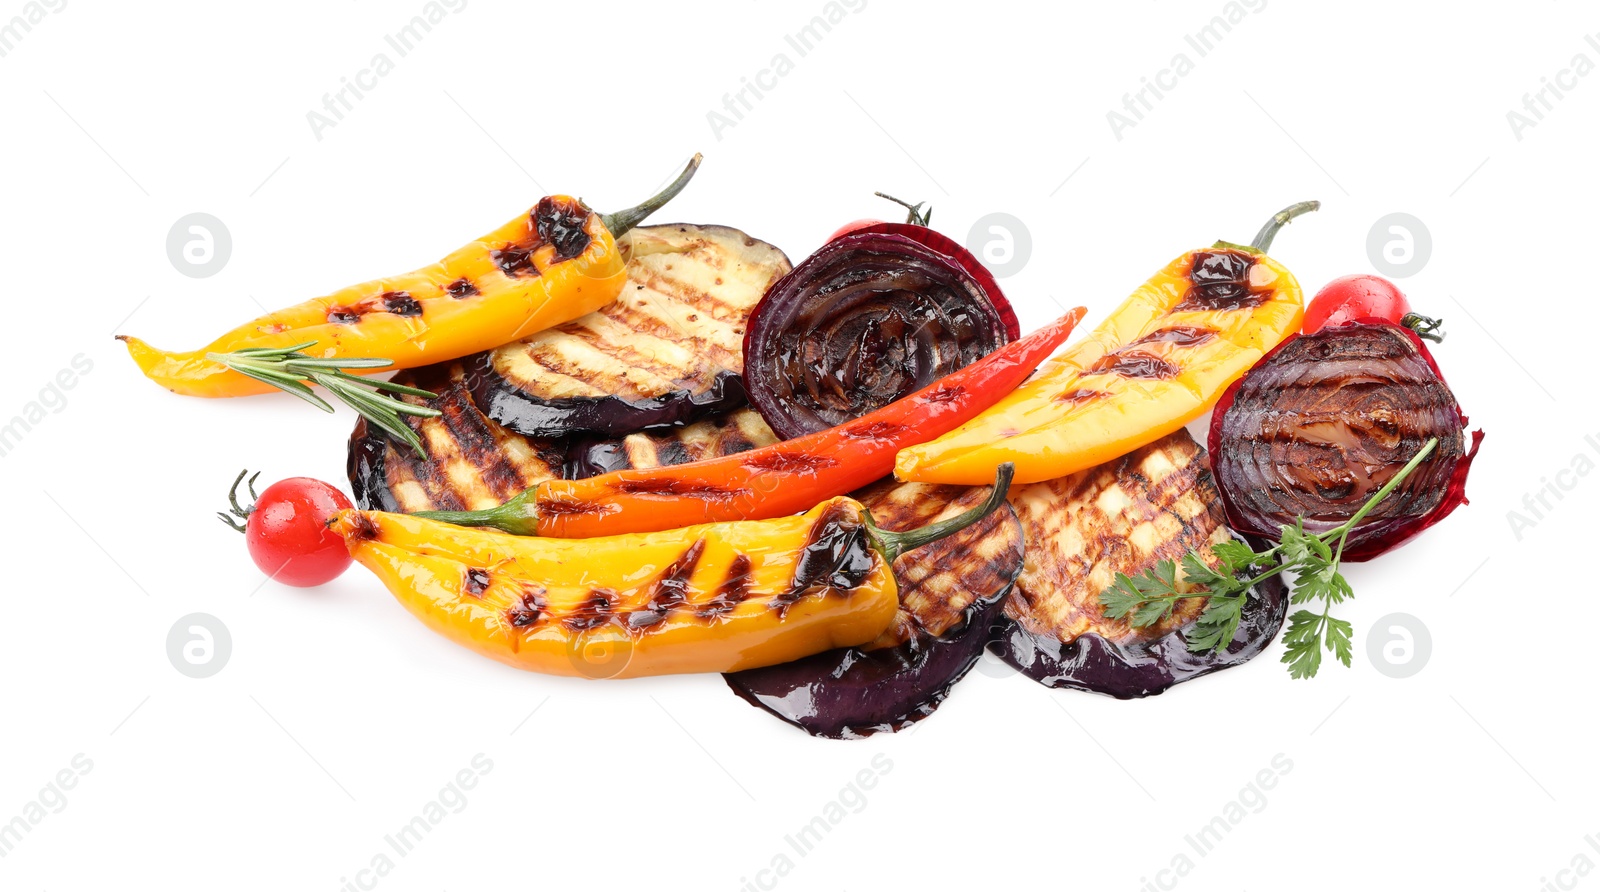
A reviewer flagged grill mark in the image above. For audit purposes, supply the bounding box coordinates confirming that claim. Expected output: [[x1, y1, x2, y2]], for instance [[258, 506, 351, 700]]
[[492, 242, 539, 278], [346, 512, 379, 542], [698, 554, 753, 619], [613, 478, 749, 501], [742, 451, 839, 473], [774, 501, 875, 616], [1174, 250, 1267, 312], [381, 291, 422, 316], [1054, 387, 1108, 408], [1085, 351, 1181, 380], [922, 384, 966, 403], [564, 589, 618, 632], [463, 568, 491, 597], [446, 278, 479, 299], [843, 420, 908, 440], [505, 587, 546, 628], [328, 307, 362, 324], [534, 496, 619, 518], [631, 538, 708, 628], [1130, 326, 1218, 348], [533, 197, 592, 262], [434, 373, 525, 502]]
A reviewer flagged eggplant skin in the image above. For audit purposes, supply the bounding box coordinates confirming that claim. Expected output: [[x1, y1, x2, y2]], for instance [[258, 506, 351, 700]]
[[725, 482, 1024, 739], [475, 223, 791, 437], [349, 371, 777, 513], [991, 429, 1287, 699]]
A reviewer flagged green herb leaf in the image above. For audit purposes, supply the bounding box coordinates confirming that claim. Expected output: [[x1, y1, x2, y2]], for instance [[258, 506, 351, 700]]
[[207, 344, 441, 457], [1093, 438, 1442, 679]]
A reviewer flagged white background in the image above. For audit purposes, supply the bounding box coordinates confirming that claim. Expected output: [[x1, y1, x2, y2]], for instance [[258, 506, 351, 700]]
[[0, 1, 1592, 889]]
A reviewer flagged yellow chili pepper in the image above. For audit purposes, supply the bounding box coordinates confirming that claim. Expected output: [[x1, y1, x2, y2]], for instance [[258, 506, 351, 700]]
[[895, 203, 1317, 486], [120, 156, 700, 399], [329, 465, 1013, 679]]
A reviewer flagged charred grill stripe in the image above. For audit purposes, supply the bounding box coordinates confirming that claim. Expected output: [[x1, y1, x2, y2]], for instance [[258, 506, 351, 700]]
[[1130, 326, 1218, 348], [1054, 388, 1108, 408], [698, 554, 753, 619], [1084, 351, 1181, 380], [563, 589, 618, 632], [381, 291, 422, 316], [613, 478, 749, 500], [742, 451, 839, 473], [641, 538, 707, 620], [433, 371, 527, 503], [463, 568, 491, 597], [446, 278, 479, 299], [492, 242, 539, 278], [535, 496, 620, 518]]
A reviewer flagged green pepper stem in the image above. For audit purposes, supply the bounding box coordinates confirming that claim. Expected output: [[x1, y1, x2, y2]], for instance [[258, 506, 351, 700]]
[[1249, 200, 1320, 253], [414, 487, 540, 536], [862, 463, 1014, 564], [601, 154, 702, 238]]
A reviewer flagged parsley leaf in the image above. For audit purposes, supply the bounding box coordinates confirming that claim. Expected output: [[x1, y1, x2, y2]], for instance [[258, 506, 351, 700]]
[[1093, 437, 1442, 679]]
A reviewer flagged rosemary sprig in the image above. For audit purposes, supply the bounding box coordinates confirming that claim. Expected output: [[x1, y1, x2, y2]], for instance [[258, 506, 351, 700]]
[[206, 342, 440, 456], [1098, 437, 1440, 679]]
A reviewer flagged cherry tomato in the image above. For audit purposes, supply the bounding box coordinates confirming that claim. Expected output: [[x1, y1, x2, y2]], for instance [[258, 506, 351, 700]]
[[1304, 275, 1413, 332], [827, 218, 884, 241], [243, 477, 353, 587]]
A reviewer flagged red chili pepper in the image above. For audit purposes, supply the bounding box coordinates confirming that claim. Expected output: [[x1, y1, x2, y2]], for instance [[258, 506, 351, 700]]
[[417, 306, 1086, 538]]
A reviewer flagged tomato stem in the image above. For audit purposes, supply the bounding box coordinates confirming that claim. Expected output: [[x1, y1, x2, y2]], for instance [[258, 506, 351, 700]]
[[218, 469, 260, 533], [1401, 312, 1446, 342], [1250, 201, 1320, 253], [872, 192, 933, 227], [861, 463, 1013, 563]]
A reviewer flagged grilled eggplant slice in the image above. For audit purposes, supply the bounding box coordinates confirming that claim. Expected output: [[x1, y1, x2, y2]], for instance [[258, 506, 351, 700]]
[[726, 481, 1024, 739], [564, 408, 777, 478], [349, 366, 777, 512], [991, 429, 1287, 698], [349, 361, 567, 514], [470, 223, 791, 437]]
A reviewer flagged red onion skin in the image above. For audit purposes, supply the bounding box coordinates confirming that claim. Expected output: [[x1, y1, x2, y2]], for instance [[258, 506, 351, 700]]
[[1207, 318, 1483, 562]]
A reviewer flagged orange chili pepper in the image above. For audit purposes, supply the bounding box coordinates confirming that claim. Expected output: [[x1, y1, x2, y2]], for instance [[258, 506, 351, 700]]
[[120, 156, 700, 399], [330, 465, 1013, 678], [415, 308, 1084, 538]]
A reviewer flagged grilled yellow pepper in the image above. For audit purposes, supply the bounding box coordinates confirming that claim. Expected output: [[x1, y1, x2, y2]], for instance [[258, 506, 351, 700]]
[[895, 203, 1316, 486], [329, 465, 1012, 678], [120, 157, 700, 399]]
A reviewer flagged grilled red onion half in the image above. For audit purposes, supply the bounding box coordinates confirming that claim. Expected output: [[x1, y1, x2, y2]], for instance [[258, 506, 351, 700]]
[[725, 481, 1024, 738], [742, 223, 1019, 440], [1208, 320, 1483, 561]]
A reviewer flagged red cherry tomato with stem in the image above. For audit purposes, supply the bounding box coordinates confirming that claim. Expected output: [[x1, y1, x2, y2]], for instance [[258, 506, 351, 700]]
[[1304, 274, 1444, 342], [218, 471, 353, 587], [826, 192, 933, 242]]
